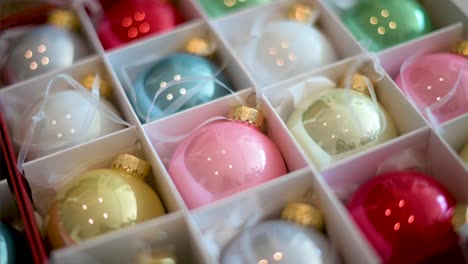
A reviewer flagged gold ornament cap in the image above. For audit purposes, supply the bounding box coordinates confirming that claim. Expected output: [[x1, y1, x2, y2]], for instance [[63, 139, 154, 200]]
[[80, 74, 112, 98], [452, 203, 468, 233], [185, 37, 215, 57], [451, 41, 468, 57], [137, 251, 177, 264], [228, 105, 265, 131], [281, 202, 324, 230], [111, 154, 151, 180], [47, 10, 80, 31], [339, 74, 372, 97], [288, 3, 314, 23]]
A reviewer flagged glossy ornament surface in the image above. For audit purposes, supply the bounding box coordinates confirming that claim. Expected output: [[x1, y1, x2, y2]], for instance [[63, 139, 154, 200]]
[[13, 90, 124, 160], [395, 53, 468, 124], [287, 83, 397, 169], [45, 154, 166, 249], [199, 0, 270, 18], [134, 53, 231, 122], [221, 221, 339, 264], [347, 171, 460, 263], [97, 0, 183, 50], [342, 0, 432, 51], [2, 10, 89, 84], [167, 106, 287, 209], [244, 21, 337, 86]]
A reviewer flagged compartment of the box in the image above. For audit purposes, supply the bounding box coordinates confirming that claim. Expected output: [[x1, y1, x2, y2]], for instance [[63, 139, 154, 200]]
[[191, 167, 377, 263], [378, 23, 467, 126], [50, 212, 208, 264], [142, 88, 305, 211], [264, 55, 428, 171], [321, 0, 466, 52], [20, 126, 187, 255], [77, 0, 204, 51], [106, 20, 254, 124], [321, 126, 468, 263], [211, 0, 361, 87], [0, 55, 137, 162], [0, 6, 98, 88]]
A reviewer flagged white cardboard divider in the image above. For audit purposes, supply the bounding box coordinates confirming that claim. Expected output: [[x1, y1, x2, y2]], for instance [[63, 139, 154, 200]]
[[51, 211, 207, 264]]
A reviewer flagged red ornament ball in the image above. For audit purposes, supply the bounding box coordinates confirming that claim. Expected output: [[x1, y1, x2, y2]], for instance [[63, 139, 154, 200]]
[[347, 171, 463, 263], [97, 0, 183, 49]]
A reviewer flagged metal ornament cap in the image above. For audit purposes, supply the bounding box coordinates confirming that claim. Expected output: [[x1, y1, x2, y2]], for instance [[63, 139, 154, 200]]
[[451, 41, 468, 57], [111, 154, 151, 180], [288, 3, 314, 23], [228, 105, 265, 131], [338, 73, 372, 97], [47, 9, 80, 31], [80, 74, 113, 98], [185, 37, 214, 57], [281, 202, 324, 230]]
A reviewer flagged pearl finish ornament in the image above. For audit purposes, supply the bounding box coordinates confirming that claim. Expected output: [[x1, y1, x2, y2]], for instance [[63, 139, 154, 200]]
[[221, 203, 340, 264], [347, 171, 462, 263], [287, 75, 397, 169], [395, 50, 468, 124], [167, 106, 287, 209], [97, 0, 183, 50], [342, 0, 432, 51], [242, 5, 337, 86], [199, 0, 270, 18], [133, 53, 231, 123], [1, 10, 89, 84], [13, 86, 124, 160], [45, 154, 166, 249]]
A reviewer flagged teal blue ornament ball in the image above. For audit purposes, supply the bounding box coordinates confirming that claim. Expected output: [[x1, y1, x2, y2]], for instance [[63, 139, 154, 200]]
[[0, 222, 30, 264], [133, 53, 231, 123], [342, 0, 432, 51]]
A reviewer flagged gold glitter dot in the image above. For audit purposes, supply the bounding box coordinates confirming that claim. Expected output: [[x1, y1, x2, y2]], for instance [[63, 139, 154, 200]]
[[268, 48, 277, 55], [41, 57, 49, 65], [389, 21, 397, 29], [25, 50, 32, 58], [370, 16, 378, 25], [38, 44, 46, 53], [381, 9, 389, 17], [30, 61, 38, 70], [378, 27, 386, 35], [276, 58, 284, 66]]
